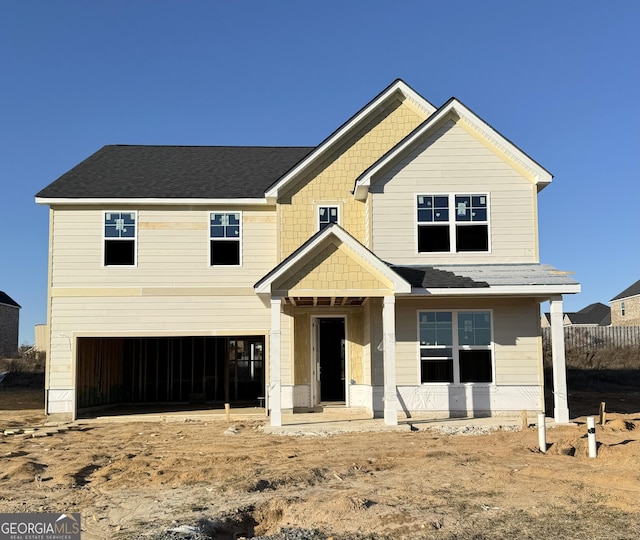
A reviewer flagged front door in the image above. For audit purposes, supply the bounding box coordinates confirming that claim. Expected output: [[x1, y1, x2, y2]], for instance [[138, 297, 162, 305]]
[[316, 317, 346, 402]]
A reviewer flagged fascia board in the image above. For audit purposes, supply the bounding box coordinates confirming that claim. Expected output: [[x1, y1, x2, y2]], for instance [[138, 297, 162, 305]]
[[265, 80, 435, 199], [407, 284, 581, 296], [451, 100, 553, 186], [35, 197, 272, 206]]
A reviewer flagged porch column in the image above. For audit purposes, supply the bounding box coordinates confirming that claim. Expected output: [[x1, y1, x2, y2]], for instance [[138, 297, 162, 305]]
[[269, 297, 283, 427], [383, 295, 398, 426], [550, 295, 570, 423]]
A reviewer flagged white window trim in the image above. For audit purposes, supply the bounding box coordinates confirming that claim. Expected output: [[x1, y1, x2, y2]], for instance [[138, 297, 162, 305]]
[[417, 309, 495, 385], [415, 193, 492, 254], [209, 210, 243, 267], [317, 204, 340, 232], [102, 210, 138, 268]]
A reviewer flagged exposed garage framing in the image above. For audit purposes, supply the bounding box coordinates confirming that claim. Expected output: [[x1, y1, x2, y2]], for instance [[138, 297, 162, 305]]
[[76, 336, 265, 414]]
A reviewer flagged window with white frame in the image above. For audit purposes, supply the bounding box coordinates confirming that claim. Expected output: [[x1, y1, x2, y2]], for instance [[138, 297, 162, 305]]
[[621, 301, 626, 316], [104, 211, 136, 266], [210, 212, 241, 266], [417, 194, 489, 253], [318, 206, 339, 231], [419, 310, 493, 383]]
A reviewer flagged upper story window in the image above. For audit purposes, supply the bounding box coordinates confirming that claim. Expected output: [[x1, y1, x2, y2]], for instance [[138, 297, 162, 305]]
[[210, 212, 241, 266], [417, 194, 489, 253], [419, 310, 493, 384], [318, 206, 339, 231], [621, 301, 626, 316], [104, 211, 136, 266]]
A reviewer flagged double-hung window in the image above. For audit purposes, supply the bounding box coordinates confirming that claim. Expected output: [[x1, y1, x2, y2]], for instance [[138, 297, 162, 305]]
[[318, 206, 339, 231], [419, 310, 493, 383], [104, 211, 136, 266], [417, 194, 489, 253], [210, 212, 241, 266]]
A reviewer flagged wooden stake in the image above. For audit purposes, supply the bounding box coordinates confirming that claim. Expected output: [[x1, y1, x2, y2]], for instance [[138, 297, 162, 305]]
[[225, 403, 230, 423], [599, 402, 606, 426], [521, 410, 528, 430]]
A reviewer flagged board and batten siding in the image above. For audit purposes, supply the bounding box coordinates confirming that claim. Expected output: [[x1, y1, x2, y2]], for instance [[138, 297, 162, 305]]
[[394, 298, 541, 387], [370, 119, 538, 265], [50, 205, 277, 288]]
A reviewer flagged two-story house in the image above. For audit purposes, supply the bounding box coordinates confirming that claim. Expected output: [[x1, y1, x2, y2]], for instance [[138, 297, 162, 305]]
[[610, 280, 640, 326], [36, 80, 579, 426]]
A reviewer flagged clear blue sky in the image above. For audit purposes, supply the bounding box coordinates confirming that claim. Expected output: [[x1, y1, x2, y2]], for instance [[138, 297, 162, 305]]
[[1, 1, 638, 345]]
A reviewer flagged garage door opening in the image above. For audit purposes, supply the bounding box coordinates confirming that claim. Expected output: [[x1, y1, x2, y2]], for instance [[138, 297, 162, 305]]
[[76, 336, 264, 415]]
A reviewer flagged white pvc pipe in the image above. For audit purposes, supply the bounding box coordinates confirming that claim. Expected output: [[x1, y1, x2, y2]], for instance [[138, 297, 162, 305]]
[[587, 416, 597, 458], [537, 413, 546, 453]]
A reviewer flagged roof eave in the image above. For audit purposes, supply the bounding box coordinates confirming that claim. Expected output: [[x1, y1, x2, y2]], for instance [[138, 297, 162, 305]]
[[405, 284, 581, 297], [35, 197, 273, 206]]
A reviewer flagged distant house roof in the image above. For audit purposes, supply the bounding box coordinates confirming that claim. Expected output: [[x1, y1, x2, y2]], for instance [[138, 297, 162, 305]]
[[35, 145, 314, 200], [0, 291, 20, 308], [611, 279, 640, 301], [566, 302, 611, 326]]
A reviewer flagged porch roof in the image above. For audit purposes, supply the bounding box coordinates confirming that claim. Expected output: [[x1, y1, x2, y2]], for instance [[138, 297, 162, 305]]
[[395, 263, 580, 296]]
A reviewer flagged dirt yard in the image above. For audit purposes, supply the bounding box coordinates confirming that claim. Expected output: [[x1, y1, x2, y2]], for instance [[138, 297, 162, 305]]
[[0, 389, 638, 540]]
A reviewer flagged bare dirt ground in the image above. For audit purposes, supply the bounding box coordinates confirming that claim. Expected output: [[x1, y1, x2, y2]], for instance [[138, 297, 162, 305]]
[[0, 388, 639, 540]]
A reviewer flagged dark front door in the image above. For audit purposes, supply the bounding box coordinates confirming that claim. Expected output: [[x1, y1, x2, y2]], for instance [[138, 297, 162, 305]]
[[319, 318, 345, 401]]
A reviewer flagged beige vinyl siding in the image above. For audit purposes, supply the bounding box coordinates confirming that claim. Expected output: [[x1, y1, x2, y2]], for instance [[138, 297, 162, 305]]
[[47, 294, 270, 389], [371, 119, 538, 264], [50, 205, 277, 288], [394, 298, 541, 387], [493, 301, 541, 385]]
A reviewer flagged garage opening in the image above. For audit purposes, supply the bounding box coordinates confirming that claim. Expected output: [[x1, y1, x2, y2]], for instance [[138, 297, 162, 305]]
[[76, 336, 265, 414]]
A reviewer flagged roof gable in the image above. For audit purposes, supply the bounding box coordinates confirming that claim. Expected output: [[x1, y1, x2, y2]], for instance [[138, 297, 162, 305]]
[[353, 98, 553, 200], [255, 224, 411, 295], [264, 79, 436, 200]]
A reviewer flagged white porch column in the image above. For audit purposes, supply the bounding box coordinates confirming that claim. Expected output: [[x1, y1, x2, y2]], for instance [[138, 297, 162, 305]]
[[269, 297, 283, 427], [383, 295, 398, 426], [550, 295, 570, 423]]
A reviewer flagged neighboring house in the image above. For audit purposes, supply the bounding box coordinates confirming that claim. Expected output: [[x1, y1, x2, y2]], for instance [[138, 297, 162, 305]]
[[541, 302, 610, 328], [0, 291, 20, 357], [36, 79, 579, 425], [610, 280, 640, 326]]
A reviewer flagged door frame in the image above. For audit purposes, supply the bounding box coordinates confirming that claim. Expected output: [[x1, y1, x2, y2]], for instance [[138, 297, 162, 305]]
[[310, 315, 348, 407]]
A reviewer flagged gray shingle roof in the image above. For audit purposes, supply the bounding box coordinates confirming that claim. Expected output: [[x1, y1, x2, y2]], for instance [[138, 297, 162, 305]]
[[390, 266, 489, 288], [429, 264, 579, 287], [567, 302, 611, 325], [0, 291, 20, 308], [611, 279, 640, 301], [391, 264, 578, 289], [36, 145, 315, 199]]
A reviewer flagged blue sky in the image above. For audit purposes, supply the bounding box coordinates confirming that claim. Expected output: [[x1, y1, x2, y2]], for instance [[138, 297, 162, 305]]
[[1, 1, 638, 344]]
